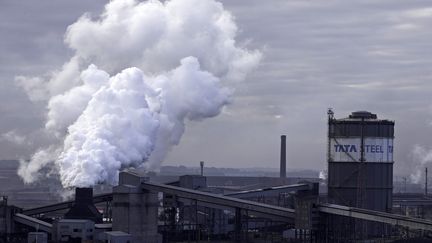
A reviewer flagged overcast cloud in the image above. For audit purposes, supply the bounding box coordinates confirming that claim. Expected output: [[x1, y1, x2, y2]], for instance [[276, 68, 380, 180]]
[[1, 0, 432, 179]]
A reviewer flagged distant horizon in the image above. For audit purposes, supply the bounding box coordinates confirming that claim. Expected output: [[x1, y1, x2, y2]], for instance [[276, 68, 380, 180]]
[[0, 159, 318, 171]]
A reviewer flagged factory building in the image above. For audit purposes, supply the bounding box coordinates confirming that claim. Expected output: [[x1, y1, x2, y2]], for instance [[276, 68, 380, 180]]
[[4, 110, 432, 242], [327, 110, 394, 238], [52, 219, 95, 242]]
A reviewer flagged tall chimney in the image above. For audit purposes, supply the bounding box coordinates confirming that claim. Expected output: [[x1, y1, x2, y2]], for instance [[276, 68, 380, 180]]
[[200, 161, 204, 176], [280, 135, 286, 178], [425, 167, 427, 196]]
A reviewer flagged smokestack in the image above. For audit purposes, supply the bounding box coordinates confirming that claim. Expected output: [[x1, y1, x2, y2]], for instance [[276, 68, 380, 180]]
[[280, 135, 286, 178], [425, 167, 427, 196], [200, 161, 204, 176], [65, 187, 103, 223]]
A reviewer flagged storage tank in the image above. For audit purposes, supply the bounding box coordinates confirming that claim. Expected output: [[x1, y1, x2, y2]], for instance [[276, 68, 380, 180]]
[[327, 110, 394, 238]]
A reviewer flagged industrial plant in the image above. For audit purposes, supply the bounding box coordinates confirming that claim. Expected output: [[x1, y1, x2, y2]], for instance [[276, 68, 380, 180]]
[[2, 111, 432, 243]]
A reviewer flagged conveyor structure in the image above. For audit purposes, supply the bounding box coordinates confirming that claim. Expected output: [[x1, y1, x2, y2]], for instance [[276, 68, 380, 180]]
[[14, 179, 432, 238], [22, 193, 113, 216], [225, 183, 311, 198], [141, 181, 296, 220], [318, 203, 432, 231], [13, 213, 52, 233]]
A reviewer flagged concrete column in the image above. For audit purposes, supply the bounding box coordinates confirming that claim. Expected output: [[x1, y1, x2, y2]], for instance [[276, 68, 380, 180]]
[[112, 172, 161, 243], [294, 182, 319, 231], [234, 208, 242, 243]]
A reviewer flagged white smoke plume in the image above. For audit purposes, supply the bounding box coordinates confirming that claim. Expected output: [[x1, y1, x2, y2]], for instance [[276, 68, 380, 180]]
[[17, 0, 261, 188], [318, 169, 327, 180], [1, 130, 27, 146], [409, 145, 432, 184], [18, 146, 62, 184]]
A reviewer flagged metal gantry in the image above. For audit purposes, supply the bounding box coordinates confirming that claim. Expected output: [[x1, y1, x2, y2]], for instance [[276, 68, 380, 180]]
[[12, 180, 432, 242]]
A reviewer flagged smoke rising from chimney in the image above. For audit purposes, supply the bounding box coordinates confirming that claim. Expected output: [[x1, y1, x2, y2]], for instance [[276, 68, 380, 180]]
[[410, 145, 432, 184], [17, 0, 261, 188]]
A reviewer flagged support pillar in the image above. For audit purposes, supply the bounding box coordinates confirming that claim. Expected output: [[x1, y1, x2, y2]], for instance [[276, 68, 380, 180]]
[[112, 172, 161, 243], [234, 208, 242, 243]]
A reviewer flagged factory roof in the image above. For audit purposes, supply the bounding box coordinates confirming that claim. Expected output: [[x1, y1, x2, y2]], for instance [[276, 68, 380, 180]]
[[95, 223, 112, 229], [349, 111, 377, 119], [105, 231, 131, 236], [332, 111, 394, 123], [58, 219, 93, 223]]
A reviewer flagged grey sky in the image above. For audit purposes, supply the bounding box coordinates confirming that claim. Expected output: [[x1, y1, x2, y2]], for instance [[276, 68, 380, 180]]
[[1, 0, 432, 177]]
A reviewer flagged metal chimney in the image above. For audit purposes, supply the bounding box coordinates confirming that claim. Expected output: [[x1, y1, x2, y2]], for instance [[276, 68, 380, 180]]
[[65, 187, 103, 223], [280, 135, 286, 178]]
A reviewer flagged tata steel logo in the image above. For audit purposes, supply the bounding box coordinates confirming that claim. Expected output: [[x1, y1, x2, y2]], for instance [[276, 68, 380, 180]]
[[334, 145, 393, 153]]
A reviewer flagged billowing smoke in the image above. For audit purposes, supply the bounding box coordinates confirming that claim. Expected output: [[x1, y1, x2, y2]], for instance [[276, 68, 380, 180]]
[[409, 145, 432, 184], [318, 169, 327, 180], [17, 0, 261, 188]]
